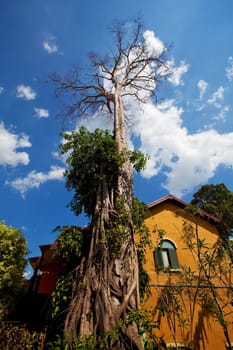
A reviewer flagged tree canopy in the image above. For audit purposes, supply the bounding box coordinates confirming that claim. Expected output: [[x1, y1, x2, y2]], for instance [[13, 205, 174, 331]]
[[61, 127, 123, 217], [191, 183, 233, 238], [0, 221, 28, 317], [60, 126, 147, 218]]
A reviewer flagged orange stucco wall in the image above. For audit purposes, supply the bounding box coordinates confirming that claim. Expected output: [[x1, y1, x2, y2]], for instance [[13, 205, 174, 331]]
[[141, 201, 233, 349]]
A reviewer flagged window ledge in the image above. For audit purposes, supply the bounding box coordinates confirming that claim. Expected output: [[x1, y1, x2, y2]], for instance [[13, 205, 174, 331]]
[[158, 268, 181, 273]]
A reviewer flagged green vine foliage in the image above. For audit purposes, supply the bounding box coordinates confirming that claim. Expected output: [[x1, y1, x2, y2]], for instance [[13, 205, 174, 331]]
[[51, 226, 91, 320], [60, 127, 148, 218], [132, 198, 152, 300], [60, 127, 123, 217], [129, 149, 149, 172], [104, 197, 133, 259], [127, 309, 166, 350], [51, 275, 71, 320], [46, 327, 123, 350], [53, 226, 84, 264]]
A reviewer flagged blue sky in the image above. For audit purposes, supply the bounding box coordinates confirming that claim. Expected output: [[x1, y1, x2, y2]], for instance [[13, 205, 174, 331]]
[[1, 1, 233, 269]]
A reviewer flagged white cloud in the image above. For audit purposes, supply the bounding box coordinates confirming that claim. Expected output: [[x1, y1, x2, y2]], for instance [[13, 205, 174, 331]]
[[16, 85, 37, 100], [52, 150, 68, 165], [23, 269, 32, 279], [6, 165, 65, 197], [194, 103, 206, 112], [34, 107, 49, 118], [167, 60, 189, 86], [143, 30, 165, 57], [207, 86, 224, 108], [80, 113, 113, 132], [213, 105, 229, 121], [0, 121, 31, 166], [197, 79, 208, 99], [43, 37, 58, 54], [129, 98, 233, 197], [0, 86, 4, 94], [226, 56, 233, 81]]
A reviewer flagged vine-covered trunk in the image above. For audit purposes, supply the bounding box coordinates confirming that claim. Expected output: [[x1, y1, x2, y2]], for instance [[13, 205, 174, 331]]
[[64, 84, 142, 349]]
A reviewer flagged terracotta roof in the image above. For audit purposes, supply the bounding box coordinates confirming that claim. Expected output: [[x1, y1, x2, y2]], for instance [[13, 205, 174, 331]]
[[29, 256, 41, 263], [39, 243, 57, 253], [148, 194, 187, 208], [147, 194, 220, 224]]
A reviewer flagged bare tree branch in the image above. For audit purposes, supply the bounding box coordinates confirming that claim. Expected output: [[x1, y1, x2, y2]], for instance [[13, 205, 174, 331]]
[[49, 18, 170, 122]]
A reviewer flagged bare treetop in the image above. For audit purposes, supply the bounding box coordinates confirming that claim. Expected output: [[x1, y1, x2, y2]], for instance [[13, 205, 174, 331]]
[[51, 19, 170, 120]]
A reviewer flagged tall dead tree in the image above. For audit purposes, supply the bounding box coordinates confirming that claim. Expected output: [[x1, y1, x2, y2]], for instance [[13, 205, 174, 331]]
[[51, 19, 169, 349]]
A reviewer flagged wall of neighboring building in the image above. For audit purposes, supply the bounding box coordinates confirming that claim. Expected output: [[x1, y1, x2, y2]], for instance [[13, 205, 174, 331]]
[[142, 201, 232, 350], [144, 201, 219, 276], [29, 243, 65, 295]]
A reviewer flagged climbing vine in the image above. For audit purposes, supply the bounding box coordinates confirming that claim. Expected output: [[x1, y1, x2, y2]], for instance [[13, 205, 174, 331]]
[[60, 127, 147, 218]]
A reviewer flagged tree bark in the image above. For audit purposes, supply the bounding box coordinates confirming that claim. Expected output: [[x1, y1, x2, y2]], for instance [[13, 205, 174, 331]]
[[114, 83, 133, 208]]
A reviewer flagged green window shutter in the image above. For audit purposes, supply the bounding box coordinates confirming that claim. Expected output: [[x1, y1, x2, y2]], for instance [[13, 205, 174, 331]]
[[168, 248, 179, 269], [154, 248, 164, 269]]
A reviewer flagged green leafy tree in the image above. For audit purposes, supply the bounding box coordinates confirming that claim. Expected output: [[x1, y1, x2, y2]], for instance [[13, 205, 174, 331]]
[[191, 183, 233, 238], [0, 221, 28, 318], [191, 183, 233, 262], [50, 18, 169, 349]]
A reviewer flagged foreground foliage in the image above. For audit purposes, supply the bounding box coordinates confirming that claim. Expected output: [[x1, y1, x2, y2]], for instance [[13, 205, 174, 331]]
[[0, 221, 28, 318], [0, 322, 43, 350]]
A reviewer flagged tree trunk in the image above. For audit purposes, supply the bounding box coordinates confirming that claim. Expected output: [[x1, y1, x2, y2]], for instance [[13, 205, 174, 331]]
[[114, 83, 133, 209], [64, 84, 142, 349]]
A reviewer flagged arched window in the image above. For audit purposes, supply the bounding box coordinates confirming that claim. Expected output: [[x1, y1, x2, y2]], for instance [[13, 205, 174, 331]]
[[154, 239, 179, 270]]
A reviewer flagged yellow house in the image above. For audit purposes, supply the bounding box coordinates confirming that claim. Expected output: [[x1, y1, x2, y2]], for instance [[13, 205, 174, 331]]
[[143, 194, 233, 350]]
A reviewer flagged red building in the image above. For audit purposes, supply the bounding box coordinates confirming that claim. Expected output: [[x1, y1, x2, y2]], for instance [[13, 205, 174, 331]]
[[29, 243, 65, 295]]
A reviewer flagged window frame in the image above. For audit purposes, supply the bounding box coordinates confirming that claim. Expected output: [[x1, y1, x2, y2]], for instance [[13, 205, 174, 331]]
[[154, 239, 180, 271]]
